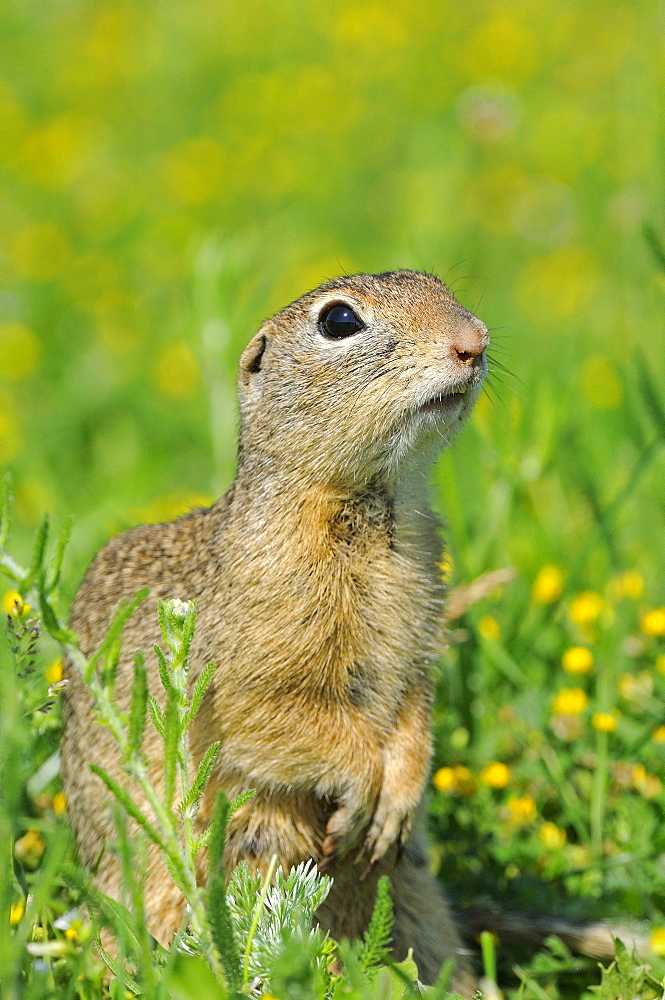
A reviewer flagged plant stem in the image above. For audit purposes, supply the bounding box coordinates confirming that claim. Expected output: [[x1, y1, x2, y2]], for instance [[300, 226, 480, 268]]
[[242, 853, 278, 992]]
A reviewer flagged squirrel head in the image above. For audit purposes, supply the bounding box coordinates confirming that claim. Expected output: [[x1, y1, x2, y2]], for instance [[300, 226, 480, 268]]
[[237, 270, 488, 487]]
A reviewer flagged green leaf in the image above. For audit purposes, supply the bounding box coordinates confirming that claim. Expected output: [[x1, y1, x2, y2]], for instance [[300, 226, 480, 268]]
[[86, 588, 149, 683], [166, 953, 227, 1000], [358, 875, 394, 974], [182, 741, 221, 810], [184, 661, 216, 724], [229, 788, 256, 815], [155, 643, 175, 696], [148, 695, 164, 737], [163, 689, 179, 809], [0, 472, 12, 549], [207, 872, 242, 994], [45, 515, 72, 593], [90, 763, 166, 851], [207, 789, 232, 879], [24, 513, 49, 588], [37, 584, 76, 644], [128, 652, 148, 755]]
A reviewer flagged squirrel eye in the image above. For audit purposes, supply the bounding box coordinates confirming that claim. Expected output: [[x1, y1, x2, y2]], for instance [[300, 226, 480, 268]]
[[319, 303, 364, 339]]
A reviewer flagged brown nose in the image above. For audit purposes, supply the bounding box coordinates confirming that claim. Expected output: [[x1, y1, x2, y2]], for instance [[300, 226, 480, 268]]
[[450, 316, 489, 366]]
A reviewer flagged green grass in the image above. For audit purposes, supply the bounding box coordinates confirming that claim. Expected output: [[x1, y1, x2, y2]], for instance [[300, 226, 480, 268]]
[[1, 0, 665, 995]]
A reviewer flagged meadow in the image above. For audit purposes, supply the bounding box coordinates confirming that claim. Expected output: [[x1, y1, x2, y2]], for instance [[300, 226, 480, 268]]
[[1, 0, 665, 996]]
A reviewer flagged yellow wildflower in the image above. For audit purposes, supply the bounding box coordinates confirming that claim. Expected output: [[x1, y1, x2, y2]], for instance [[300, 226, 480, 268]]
[[591, 712, 619, 733], [640, 608, 665, 637], [633, 764, 662, 799], [478, 615, 501, 640], [45, 658, 63, 684], [539, 821, 567, 849], [433, 767, 455, 792], [552, 688, 588, 716], [14, 829, 45, 870], [433, 765, 477, 795], [52, 792, 67, 817], [532, 565, 563, 604], [439, 551, 454, 582], [507, 795, 537, 825], [652, 726, 665, 744], [561, 646, 594, 675], [569, 591, 604, 625], [10, 901, 24, 926], [651, 928, 665, 957], [1, 591, 29, 616], [480, 761, 510, 788]]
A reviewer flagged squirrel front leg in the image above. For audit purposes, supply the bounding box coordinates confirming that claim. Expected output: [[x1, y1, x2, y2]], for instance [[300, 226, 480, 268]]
[[360, 693, 432, 868], [321, 691, 432, 870]]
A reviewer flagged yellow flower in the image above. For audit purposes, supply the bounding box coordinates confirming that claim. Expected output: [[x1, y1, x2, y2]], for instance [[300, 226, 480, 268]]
[[52, 792, 67, 817], [657, 655, 665, 676], [45, 658, 63, 684], [433, 765, 477, 795], [552, 688, 588, 716], [10, 901, 24, 926], [532, 565, 563, 604], [507, 795, 537, 825], [569, 591, 604, 625], [14, 829, 45, 870], [439, 551, 454, 582], [433, 767, 455, 792], [561, 646, 594, 675], [480, 761, 510, 789], [633, 764, 662, 799], [539, 821, 567, 849], [651, 928, 665, 957], [591, 712, 619, 733], [640, 608, 665, 637], [652, 726, 665, 744], [478, 615, 500, 640], [1, 591, 30, 616]]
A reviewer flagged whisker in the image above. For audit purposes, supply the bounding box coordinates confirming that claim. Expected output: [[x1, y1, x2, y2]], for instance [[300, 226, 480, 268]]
[[487, 357, 522, 382], [486, 371, 525, 401]]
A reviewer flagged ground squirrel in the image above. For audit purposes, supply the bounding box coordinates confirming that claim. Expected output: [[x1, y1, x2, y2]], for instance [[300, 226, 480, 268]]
[[61, 270, 488, 994]]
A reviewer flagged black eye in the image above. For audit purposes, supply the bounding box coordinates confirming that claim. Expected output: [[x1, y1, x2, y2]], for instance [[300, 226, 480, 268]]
[[319, 303, 364, 339]]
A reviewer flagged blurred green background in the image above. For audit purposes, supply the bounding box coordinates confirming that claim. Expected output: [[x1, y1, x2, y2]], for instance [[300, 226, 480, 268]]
[[0, 0, 663, 595]]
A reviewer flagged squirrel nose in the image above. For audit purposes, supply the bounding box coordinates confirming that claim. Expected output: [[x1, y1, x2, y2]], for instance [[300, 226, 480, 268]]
[[449, 316, 489, 367]]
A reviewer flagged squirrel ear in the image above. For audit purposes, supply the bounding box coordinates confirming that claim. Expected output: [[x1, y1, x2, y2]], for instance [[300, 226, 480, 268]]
[[240, 332, 268, 381]]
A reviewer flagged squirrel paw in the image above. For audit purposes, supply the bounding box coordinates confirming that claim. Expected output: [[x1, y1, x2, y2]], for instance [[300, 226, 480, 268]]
[[356, 801, 414, 877], [319, 799, 368, 872]]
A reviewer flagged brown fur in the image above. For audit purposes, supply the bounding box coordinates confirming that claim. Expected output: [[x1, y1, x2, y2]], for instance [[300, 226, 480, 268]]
[[60, 270, 488, 995]]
